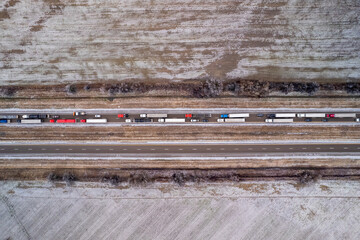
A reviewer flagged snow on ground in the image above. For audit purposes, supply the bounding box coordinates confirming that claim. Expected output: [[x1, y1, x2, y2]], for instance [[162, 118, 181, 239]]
[[1, 0, 359, 84], [0, 180, 359, 240]]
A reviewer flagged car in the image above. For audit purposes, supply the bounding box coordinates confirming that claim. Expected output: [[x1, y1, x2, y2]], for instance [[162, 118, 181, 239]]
[[80, 119, 86, 123], [326, 114, 335, 118], [125, 119, 132, 123], [49, 119, 55, 123], [190, 119, 199, 122], [304, 118, 312, 122], [118, 114, 129, 118], [202, 119, 209, 122], [355, 118, 360, 122], [22, 115, 30, 119], [267, 114, 276, 118], [73, 112, 86, 116], [322, 118, 328, 122], [185, 114, 192, 118], [95, 114, 101, 118], [256, 114, 264, 117], [51, 115, 60, 119], [220, 114, 229, 118]]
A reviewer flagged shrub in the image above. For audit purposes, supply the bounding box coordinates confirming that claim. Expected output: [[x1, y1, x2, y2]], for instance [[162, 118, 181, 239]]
[[63, 172, 76, 186]]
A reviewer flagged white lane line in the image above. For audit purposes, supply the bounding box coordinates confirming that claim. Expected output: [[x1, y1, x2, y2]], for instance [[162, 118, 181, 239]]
[[164, 148, 169, 151], [220, 148, 225, 150], [316, 147, 321, 150], [262, 148, 267, 150], [82, 149, 86, 151], [330, 147, 334, 150], [137, 149, 142, 151], [178, 148, 183, 151], [289, 147, 293, 150], [206, 148, 211, 151], [234, 148, 239, 150], [68, 149, 73, 151], [109, 149, 114, 151], [55, 149, 60, 151], [14, 148, 18, 151], [96, 149, 100, 151], [28, 148, 32, 151], [192, 148, 197, 151], [248, 148, 253, 150], [275, 148, 280, 150], [0, 148, 4, 151], [344, 147, 348, 149], [151, 149, 155, 151], [41, 148, 46, 151], [123, 149, 127, 151], [302, 148, 307, 150]]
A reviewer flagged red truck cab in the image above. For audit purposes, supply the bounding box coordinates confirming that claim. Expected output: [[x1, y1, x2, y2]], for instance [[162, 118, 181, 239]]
[[326, 114, 335, 118], [185, 114, 192, 118], [49, 119, 55, 123], [80, 119, 86, 123]]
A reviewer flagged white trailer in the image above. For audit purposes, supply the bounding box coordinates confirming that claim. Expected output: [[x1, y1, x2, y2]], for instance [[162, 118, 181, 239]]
[[228, 113, 249, 118], [86, 119, 108, 123], [265, 118, 293, 123], [20, 119, 42, 124], [0, 115, 19, 119], [275, 113, 296, 118], [334, 113, 356, 118], [158, 118, 185, 123], [297, 113, 326, 118], [140, 114, 168, 118], [225, 118, 246, 122]]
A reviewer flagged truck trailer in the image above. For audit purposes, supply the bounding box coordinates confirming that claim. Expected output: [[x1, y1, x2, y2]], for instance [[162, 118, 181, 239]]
[[56, 119, 76, 123], [86, 119, 108, 123], [0, 115, 19, 119], [297, 113, 326, 118], [19, 119, 42, 124], [228, 113, 249, 118], [265, 118, 293, 123], [192, 114, 212, 118], [334, 113, 357, 118], [140, 114, 168, 118], [158, 118, 185, 123], [225, 118, 246, 122], [275, 113, 296, 118]]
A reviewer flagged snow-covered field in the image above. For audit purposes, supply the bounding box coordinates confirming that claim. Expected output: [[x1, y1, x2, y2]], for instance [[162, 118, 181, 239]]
[[1, 0, 359, 84], [0, 180, 359, 239]]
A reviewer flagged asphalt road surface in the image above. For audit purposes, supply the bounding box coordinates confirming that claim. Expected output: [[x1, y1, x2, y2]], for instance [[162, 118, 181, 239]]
[[0, 144, 359, 156], [0, 110, 359, 124]]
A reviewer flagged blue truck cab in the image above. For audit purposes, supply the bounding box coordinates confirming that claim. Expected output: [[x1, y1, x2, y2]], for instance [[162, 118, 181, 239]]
[[220, 114, 229, 118], [0, 119, 10, 123]]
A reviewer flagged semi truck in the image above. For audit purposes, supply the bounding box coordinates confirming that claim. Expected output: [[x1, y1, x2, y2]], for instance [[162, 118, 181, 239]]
[[19, 119, 42, 124], [297, 113, 326, 118], [0, 115, 19, 119], [158, 118, 185, 123], [140, 114, 168, 118], [228, 113, 250, 118], [334, 113, 357, 118], [275, 113, 296, 118], [135, 118, 153, 122], [0, 119, 10, 123], [85, 119, 108, 123], [265, 118, 293, 123], [56, 119, 76, 123]]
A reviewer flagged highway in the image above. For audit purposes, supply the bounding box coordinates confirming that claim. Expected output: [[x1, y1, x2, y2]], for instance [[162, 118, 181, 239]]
[[0, 110, 359, 124], [0, 144, 359, 156]]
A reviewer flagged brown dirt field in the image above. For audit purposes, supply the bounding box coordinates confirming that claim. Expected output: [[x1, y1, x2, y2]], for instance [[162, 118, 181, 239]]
[[1, 125, 359, 142], [1, 97, 359, 109]]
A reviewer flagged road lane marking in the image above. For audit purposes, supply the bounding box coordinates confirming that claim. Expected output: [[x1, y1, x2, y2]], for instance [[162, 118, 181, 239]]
[[220, 148, 225, 150], [289, 147, 293, 150], [123, 149, 127, 151], [164, 148, 169, 151], [206, 148, 211, 151], [151, 149, 155, 151], [137, 149, 142, 151], [68, 149, 73, 151], [14, 148, 18, 151], [41, 148, 46, 151], [109, 149, 114, 151], [55, 149, 60, 151], [82, 149, 86, 151], [262, 148, 267, 150], [302, 148, 307, 150], [330, 147, 334, 150], [193, 148, 197, 150], [316, 147, 321, 150], [234, 148, 239, 150], [28, 148, 32, 151], [178, 148, 183, 151], [0, 149, 4, 151], [275, 148, 280, 150], [96, 149, 100, 151], [344, 147, 348, 149], [248, 148, 253, 150]]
